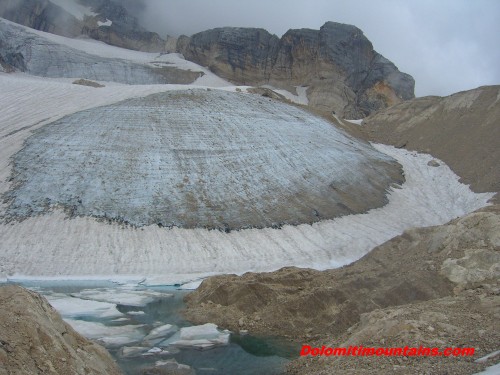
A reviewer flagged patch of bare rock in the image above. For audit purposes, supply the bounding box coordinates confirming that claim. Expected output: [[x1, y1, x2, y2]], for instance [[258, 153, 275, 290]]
[[0, 285, 122, 375]]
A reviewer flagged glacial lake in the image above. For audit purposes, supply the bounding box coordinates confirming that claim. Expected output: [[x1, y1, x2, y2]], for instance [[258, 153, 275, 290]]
[[5, 280, 299, 374]]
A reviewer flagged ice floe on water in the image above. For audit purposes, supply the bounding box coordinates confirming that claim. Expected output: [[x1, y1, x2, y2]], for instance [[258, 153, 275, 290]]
[[66, 319, 146, 347], [72, 288, 173, 307], [45, 294, 124, 319], [163, 323, 231, 350]]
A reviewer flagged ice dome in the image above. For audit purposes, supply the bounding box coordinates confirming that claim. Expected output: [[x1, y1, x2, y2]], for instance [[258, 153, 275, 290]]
[[4, 89, 402, 229]]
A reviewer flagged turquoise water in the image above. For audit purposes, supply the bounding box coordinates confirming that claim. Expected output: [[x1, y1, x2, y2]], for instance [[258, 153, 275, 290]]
[[5, 281, 298, 374]]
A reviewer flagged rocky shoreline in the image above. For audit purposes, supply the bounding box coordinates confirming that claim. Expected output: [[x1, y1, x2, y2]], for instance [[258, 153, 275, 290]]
[[182, 86, 500, 374]]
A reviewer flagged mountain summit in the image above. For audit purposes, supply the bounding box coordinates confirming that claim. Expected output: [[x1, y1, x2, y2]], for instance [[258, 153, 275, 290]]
[[178, 22, 415, 117]]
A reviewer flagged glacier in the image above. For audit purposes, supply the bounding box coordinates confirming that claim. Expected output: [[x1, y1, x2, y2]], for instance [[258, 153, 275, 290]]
[[0, 18, 494, 283], [3, 89, 401, 229]]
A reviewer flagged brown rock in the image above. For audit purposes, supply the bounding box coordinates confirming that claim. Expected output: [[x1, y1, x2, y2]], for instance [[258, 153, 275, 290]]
[[0, 285, 122, 375]]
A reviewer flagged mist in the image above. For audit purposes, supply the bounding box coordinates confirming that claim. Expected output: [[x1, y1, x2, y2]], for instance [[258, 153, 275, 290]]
[[122, 0, 500, 98]]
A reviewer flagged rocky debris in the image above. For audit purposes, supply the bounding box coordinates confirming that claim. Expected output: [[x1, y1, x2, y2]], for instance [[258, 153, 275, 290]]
[[0, 19, 200, 85], [184, 204, 499, 371], [0, 285, 122, 375], [0, 0, 168, 52], [72, 78, 105, 88], [178, 22, 415, 117], [286, 286, 499, 375], [363, 85, 500, 194]]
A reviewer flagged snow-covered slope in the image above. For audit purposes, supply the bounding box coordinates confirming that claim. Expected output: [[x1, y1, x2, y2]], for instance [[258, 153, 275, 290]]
[[0, 18, 208, 85], [0, 20, 494, 284], [0, 74, 493, 283]]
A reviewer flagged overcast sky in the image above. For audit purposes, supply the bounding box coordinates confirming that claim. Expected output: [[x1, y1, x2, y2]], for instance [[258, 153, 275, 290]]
[[133, 0, 500, 97]]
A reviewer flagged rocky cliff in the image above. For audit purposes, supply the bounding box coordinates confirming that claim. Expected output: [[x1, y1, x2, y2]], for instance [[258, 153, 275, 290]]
[[0, 0, 167, 52], [0, 285, 122, 375], [178, 22, 415, 117]]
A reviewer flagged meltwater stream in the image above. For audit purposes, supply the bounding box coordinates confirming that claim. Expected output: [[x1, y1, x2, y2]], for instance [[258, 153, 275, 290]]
[[8, 281, 298, 375]]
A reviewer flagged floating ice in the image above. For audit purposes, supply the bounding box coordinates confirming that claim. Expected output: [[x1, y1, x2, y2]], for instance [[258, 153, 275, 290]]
[[164, 323, 230, 350], [71, 288, 173, 307], [65, 319, 145, 347], [46, 294, 123, 318], [144, 324, 177, 341]]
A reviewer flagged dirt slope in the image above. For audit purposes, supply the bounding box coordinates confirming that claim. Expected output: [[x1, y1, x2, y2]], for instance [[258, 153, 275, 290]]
[[362, 85, 500, 195], [0, 285, 122, 375]]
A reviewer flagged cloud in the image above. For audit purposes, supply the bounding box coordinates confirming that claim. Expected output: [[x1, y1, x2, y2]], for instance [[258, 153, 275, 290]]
[[124, 0, 500, 97]]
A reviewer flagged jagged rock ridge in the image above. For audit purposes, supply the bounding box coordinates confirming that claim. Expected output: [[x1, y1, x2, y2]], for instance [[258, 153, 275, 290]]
[[178, 22, 415, 117]]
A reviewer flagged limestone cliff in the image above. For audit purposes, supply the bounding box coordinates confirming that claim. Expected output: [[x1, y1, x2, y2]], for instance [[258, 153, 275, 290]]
[[178, 22, 415, 117], [0, 285, 122, 375]]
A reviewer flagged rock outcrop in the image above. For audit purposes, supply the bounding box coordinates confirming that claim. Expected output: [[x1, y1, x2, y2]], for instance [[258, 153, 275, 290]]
[[0, 19, 201, 84], [362, 85, 500, 194], [0, 0, 167, 52], [0, 285, 122, 375], [178, 22, 415, 117]]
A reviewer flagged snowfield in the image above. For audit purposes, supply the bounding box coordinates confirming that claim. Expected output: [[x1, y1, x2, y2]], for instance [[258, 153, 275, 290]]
[[0, 19, 495, 285]]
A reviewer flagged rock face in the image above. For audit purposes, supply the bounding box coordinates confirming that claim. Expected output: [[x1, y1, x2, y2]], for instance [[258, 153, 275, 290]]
[[79, 0, 167, 52], [363, 85, 500, 194], [178, 22, 415, 117], [0, 19, 201, 84], [0, 0, 167, 52], [0, 285, 122, 375]]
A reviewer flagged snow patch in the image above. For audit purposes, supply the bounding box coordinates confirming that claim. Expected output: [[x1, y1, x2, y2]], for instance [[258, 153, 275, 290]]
[[97, 19, 112, 27], [344, 119, 364, 125]]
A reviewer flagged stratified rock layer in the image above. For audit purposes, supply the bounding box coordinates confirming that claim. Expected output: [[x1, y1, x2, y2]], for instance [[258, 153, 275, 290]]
[[0, 285, 122, 375], [3, 89, 402, 229], [179, 22, 415, 117]]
